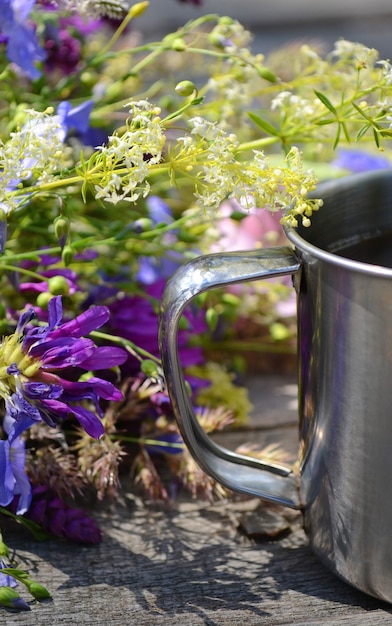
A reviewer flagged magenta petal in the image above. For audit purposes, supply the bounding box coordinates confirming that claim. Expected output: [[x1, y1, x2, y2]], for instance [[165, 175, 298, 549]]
[[19, 281, 48, 293], [80, 346, 128, 370], [50, 306, 110, 339]]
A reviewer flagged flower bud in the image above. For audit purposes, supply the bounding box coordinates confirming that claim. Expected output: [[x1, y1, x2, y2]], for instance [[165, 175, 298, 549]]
[[208, 33, 226, 49], [141, 359, 159, 378], [25, 581, 51, 600], [218, 16, 234, 25], [36, 292, 52, 310], [129, 1, 149, 18], [0, 587, 29, 611], [175, 80, 196, 97], [62, 245, 74, 266], [171, 38, 186, 52], [54, 216, 70, 241], [47, 275, 70, 296], [134, 217, 153, 232], [257, 66, 277, 83]]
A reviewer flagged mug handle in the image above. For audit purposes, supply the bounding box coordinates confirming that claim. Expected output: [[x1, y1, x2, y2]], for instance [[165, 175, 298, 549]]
[[159, 247, 302, 509]]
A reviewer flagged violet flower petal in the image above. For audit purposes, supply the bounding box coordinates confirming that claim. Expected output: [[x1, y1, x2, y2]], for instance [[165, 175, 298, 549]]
[[31, 337, 95, 368], [79, 346, 128, 370], [70, 405, 105, 439], [49, 306, 110, 339], [8, 436, 32, 514], [0, 441, 15, 507]]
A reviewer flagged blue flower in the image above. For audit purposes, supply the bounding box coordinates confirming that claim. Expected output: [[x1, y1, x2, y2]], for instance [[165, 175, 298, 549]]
[[56, 100, 94, 140], [332, 149, 391, 173], [0, 0, 46, 79], [0, 434, 31, 514], [135, 197, 184, 284]]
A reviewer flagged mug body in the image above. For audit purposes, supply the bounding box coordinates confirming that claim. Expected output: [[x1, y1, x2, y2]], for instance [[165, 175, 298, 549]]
[[287, 170, 392, 601]]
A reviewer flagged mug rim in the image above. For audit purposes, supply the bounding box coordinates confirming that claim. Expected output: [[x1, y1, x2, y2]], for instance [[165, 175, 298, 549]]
[[285, 224, 392, 277], [284, 170, 392, 278]]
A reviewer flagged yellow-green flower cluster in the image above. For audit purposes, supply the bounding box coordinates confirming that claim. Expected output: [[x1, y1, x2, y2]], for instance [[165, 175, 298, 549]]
[[93, 100, 166, 204]]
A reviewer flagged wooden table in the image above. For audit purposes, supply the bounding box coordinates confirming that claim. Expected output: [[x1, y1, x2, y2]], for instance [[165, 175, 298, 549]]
[[3, 376, 392, 625]]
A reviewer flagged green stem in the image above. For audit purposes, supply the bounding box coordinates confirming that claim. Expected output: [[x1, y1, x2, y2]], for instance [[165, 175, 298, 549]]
[[109, 434, 184, 449], [236, 136, 280, 153], [90, 330, 161, 364], [0, 264, 49, 281]]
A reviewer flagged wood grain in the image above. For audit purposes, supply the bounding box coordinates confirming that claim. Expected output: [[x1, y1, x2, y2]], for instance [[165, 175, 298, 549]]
[[2, 376, 392, 624]]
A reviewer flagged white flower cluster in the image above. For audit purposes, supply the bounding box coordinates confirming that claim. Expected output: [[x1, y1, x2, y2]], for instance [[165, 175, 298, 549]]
[[331, 40, 378, 67], [184, 117, 242, 211], [209, 18, 253, 53], [94, 101, 166, 205], [271, 91, 325, 127], [206, 50, 266, 128], [176, 119, 320, 224], [378, 60, 392, 86], [0, 109, 67, 212]]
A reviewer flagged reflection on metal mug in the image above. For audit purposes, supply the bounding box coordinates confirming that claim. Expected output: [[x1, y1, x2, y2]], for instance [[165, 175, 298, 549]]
[[159, 169, 392, 603]]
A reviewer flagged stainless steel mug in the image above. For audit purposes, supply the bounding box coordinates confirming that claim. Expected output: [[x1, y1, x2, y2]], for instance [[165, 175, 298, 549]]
[[158, 169, 392, 602]]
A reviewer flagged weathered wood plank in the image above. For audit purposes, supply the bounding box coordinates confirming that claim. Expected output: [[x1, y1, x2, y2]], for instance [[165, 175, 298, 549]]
[[2, 492, 392, 625], [2, 376, 391, 625]]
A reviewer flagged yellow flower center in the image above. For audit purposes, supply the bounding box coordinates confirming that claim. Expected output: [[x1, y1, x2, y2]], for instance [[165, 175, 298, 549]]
[[0, 334, 41, 387]]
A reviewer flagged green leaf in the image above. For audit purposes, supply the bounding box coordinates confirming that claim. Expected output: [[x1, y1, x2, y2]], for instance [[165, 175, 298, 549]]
[[352, 101, 371, 121], [342, 122, 351, 143], [248, 112, 280, 137], [191, 97, 204, 106], [356, 124, 370, 141], [0, 506, 50, 541], [315, 119, 335, 126], [314, 90, 337, 115], [333, 124, 341, 150], [206, 307, 218, 332]]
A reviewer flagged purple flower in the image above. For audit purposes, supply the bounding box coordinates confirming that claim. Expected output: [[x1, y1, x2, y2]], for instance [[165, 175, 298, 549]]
[[1, 296, 127, 440], [332, 149, 391, 173], [42, 11, 101, 76], [21, 485, 102, 544], [0, 0, 46, 79]]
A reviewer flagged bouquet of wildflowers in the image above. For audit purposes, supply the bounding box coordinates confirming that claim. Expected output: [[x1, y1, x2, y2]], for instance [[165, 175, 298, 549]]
[[0, 0, 391, 610]]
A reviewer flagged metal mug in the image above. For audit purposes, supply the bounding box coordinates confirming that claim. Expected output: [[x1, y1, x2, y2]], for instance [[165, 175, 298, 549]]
[[158, 169, 392, 602]]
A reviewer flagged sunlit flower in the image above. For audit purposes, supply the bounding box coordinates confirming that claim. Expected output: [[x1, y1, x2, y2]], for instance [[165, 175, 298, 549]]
[[0, 433, 31, 514], [0, 0, 46, 79], [0, 296, 127, 440]]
